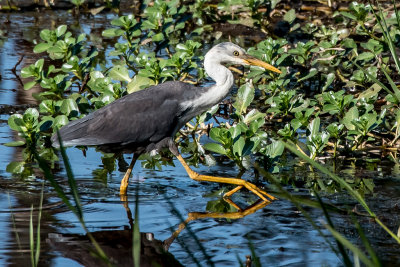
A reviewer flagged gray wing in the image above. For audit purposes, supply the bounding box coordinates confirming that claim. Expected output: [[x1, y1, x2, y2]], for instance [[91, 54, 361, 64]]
[[52, 81, 194, 148]]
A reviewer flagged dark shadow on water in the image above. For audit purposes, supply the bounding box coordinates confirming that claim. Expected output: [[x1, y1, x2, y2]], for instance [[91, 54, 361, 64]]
[[45, 198, 271, 267], [47, 230, 183, 267]]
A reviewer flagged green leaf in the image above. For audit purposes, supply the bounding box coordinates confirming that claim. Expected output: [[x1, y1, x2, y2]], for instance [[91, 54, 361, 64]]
[[206, 199, 237, 212], [322, 73, 335, 91], [342, 106, 359, 130], [60, 99, 79, 116], [33, 43, 52, 53], [39, 29, 53, 42], [102, 28, 117, 38], [204, 143, 227, 155], [152, 33, 164, 42], [8, 114, 25, 132], [39, 118, 53, 132], [39, 100, 55, 114], [25, 108, 40, 120], [291, 118, 302, 131], [242, 141, 255, 156], [357, 83, 381, 100], [358, 52, 375, 61], [229, 125, 242, 140], [283, 9, 296, 24], [340, 11, 357, 21], [308, 117, 320, 137], [90, 70, 105, 79], [24, 81, 37, 90], [108, 65, 131, 82], [198, 104, 219, 123], [4, 140, 26, 147], [35, 58, 44, 70], [233, 83, 254, 115], [298, 68, 318, 82], [127, 75, 154, 93], [6, 161, 25, 174], [233, 136, 245, 157], [243, 109, 265, 124], [56, 25, 67, 37], [53, 115, 69, 129], [21, 66, 34, 78], [265, 140, 285, 159], [341, 38, 356, 49]]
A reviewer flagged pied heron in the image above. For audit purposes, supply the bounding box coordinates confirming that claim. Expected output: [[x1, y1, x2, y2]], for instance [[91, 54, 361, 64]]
[[52, 42, 281, 201]]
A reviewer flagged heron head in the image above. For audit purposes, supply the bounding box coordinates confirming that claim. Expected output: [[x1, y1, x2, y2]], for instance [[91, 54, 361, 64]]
[[208, 42, 282, 74]]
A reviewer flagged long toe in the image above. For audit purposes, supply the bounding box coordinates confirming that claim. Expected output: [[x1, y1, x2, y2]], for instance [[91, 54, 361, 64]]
[[243, 182, 276, 201]]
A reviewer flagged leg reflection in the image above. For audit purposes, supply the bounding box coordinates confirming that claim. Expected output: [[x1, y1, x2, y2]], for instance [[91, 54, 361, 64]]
[[163, 199, 271, 250]]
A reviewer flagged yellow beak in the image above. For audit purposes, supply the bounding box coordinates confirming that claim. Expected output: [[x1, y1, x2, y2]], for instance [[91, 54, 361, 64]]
[[241, 54, 282, 74]]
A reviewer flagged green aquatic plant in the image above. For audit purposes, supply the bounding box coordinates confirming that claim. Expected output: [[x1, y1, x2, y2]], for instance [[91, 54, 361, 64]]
[[4, 1, 400, 265], [5, 2, 400, 199], [204, 83, 283, 170], [306, 117, 330, 160]]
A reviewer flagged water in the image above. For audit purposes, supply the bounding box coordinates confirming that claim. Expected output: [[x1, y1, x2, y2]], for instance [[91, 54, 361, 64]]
[[0, 10, 399, 267]]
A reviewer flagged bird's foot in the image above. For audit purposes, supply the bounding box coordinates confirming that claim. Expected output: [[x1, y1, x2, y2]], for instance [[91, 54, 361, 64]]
[[175, 154, 276, 201], [223, 183, 276, 201], [189, 172, 276, 201]]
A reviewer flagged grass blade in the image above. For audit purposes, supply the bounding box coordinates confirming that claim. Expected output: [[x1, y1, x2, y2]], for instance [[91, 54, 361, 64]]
[[167, 216, 203, 267], [29, 205, 35, 267], [57, 130, 83, 220], [353, 61, 400, 103], [34, 152, 77, 215], [369, 0, 400, 73], [55, 134, 110, 264], [285, 142, 371, 213], [394, 0, 400, 28], [236, 254, 244, 267], [314, 191, 352, 266], [166, 197, 215, 267], [133, 183, 140, 267], [34, 137, 111, 264], [35, 184, 44, 266], [8, 193, 22, 250], [353, 218, 381, 266], [381, 66, 400, 99], [284, 141, 400, 244], [255, 165, 341, 257], [247, 239, 261, 267], [28, 185, 43, 267], [323, 223, 375, 267]]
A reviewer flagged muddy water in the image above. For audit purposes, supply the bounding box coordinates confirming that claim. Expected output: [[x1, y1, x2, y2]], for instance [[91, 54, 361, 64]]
[[0, 10, 399, 267]]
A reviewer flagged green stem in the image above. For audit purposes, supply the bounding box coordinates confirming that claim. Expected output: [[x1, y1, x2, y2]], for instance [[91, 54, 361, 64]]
[[333, 141, 338, 157], [360, 22, 382, 41]]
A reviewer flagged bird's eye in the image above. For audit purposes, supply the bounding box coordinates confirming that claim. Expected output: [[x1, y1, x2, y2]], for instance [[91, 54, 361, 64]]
[[233, 50, 240, 56]]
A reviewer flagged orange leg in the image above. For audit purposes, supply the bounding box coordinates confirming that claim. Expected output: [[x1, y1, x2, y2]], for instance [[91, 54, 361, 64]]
[[120, 154, 139, 196], [175, 154, 276, 201]]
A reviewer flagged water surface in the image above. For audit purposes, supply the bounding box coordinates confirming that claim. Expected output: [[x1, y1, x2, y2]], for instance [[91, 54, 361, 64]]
[[0, 10, 399, 267]]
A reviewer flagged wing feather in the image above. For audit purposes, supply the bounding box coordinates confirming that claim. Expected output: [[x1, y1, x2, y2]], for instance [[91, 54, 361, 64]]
[[52, 81, 193, 148]]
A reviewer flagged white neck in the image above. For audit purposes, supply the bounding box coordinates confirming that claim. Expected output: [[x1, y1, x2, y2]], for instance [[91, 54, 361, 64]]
[[193, 52, 234, 108], [204, 52, 234, 88], [178, 48, 235, 121]]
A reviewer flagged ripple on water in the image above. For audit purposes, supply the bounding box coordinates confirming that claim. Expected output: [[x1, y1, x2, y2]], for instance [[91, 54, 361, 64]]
[[2, 11, 399, 266]]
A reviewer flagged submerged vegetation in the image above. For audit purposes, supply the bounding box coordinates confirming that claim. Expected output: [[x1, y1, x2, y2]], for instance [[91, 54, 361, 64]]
[[3, 0, 400, 265]]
